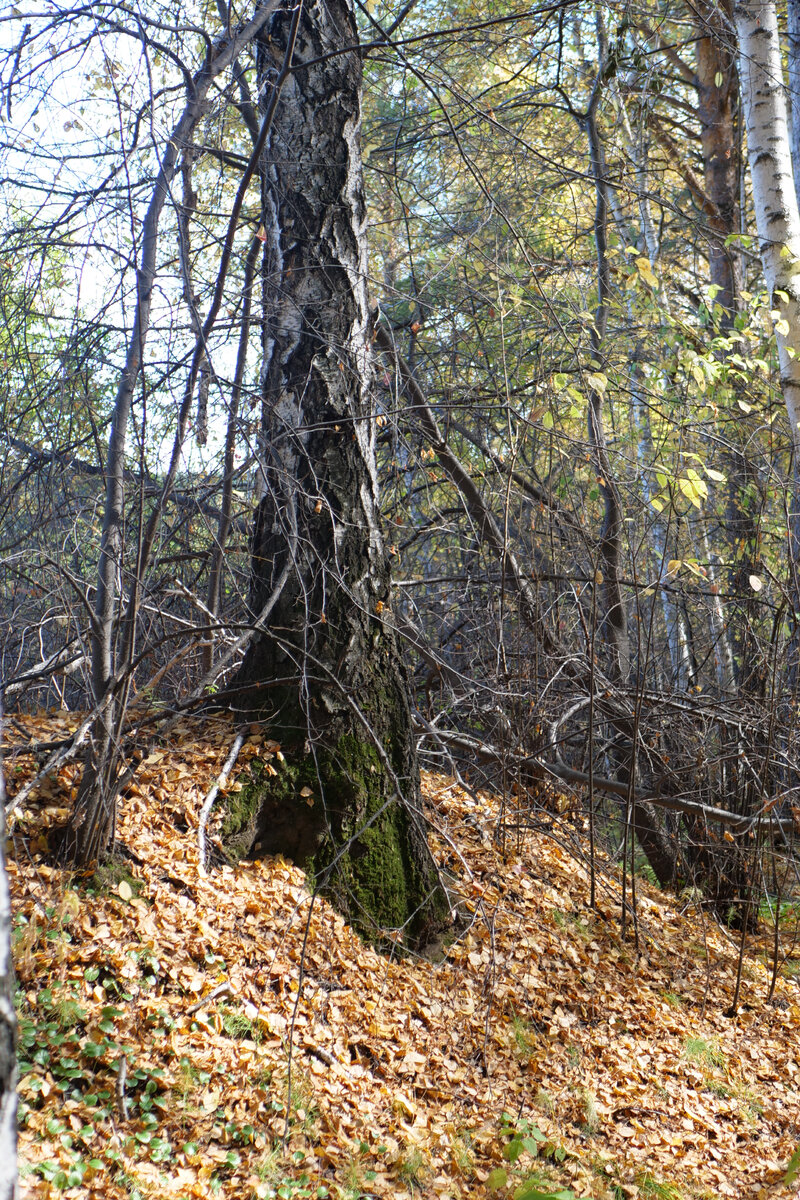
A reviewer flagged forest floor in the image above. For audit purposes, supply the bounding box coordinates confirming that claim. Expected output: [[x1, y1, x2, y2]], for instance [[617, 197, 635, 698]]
[[5, 711, 800, 1200]]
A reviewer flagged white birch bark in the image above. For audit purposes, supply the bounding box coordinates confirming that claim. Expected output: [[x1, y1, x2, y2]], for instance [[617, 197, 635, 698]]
[[736, 2, 800, 506], [787, 0, 800, 209], [0, 700, 17, 1200], [608, 86, 697, 688]]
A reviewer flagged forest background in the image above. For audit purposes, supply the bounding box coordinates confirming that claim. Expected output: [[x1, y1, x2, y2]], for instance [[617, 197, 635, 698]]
[[3, 0, 800, 1196]]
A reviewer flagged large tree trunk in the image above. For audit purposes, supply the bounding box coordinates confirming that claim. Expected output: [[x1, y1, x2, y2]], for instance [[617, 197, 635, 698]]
[[696, 0, 761, 691], [232, 0, 444, 946]]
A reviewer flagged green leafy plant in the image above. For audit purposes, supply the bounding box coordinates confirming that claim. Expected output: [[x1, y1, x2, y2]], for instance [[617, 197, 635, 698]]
[[495, 1115, 575, 1199], [785, 1144, 800, 1186]]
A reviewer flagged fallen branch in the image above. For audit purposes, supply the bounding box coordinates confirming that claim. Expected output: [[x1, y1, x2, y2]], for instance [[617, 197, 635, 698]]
[[187, 981, 233, 1014], [115, 1057, 129, 1121], [197, 731, 246, 873]]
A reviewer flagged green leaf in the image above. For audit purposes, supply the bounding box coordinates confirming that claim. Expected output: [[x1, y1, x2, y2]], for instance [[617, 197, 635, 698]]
[[542, 412, 554, 431], [505, 1136, 524, 1163], [487, 1168, 508, 1191], [785, 1144, 800, 1185], [552, 373, 568, 390], [513, 1183, 575, 1200]]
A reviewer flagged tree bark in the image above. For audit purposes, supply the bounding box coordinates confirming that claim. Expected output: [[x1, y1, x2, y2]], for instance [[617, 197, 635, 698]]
[[788, 0, 800, 209], [696, 0, 741, 325], [694, 0, 764, 694], [0, 700, 18, 1200], [735, 0, 800, 631], [233, 0, 444, 945]]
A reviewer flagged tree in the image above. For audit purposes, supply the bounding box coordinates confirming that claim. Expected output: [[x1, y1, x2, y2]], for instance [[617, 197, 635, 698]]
[[735, 0, 800, 636], [4, 0, 798, 942], [60, 0, 288, 865], [230, 0, 444, 944], [0, 699, 17, 1200]]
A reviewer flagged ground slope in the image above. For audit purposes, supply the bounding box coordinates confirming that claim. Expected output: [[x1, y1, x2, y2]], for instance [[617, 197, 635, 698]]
[[5, 712, 800, 1200]]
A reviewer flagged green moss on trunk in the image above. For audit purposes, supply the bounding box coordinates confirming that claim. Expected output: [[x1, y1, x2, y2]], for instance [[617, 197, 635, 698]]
[[222, 0, 447, 950], [220, 729, 445, 946]]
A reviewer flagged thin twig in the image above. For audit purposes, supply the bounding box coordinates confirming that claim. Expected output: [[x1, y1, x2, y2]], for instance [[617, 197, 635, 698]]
[[187, 981, 233, 1014]]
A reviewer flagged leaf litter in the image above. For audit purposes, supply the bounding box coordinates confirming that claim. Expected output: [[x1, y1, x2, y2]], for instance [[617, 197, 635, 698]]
[[5, 711, 800, 1200]]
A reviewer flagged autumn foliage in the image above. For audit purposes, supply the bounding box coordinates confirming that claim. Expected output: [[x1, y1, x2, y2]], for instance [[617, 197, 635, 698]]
[[5, 713, 800, 1199]]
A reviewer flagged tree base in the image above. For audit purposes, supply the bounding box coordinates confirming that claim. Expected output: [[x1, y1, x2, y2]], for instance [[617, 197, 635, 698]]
[[219, 732, 448, 949]]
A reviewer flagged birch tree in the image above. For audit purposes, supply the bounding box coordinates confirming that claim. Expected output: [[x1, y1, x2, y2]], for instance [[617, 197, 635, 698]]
[[0, 699, 17, 1200], [735, 0, 800, 620]]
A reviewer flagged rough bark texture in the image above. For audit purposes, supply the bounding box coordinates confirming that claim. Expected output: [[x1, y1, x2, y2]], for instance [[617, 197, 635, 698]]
[[697, 0, 741, 325], [232, 0, 444, 946]]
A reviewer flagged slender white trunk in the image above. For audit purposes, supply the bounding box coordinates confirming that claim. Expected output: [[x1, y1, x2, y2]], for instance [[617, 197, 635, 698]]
[[787, 0, 800, 209], [608, 86, 696, 687], [736, 2, 800, 490], [0, 702, 17, 1200]]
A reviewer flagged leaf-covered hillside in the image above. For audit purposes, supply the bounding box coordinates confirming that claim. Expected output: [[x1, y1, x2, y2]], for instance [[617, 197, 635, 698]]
[[6, 713, 800, 1200]]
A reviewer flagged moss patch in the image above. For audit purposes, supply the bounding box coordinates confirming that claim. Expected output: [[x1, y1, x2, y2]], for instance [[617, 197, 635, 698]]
[[220, 733, 442, 946]]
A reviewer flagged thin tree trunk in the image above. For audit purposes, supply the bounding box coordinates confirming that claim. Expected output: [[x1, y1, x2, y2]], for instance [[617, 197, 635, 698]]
[[788, 0, 800, 208], [572, 33, 676, 886], [735, 0, 800, 642], [203, 233, 261, 675], [608, 81, 695, 688], [62, 3, 280, 865], [0, 697, 17, 1200], [233, 0, 444, 945]]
